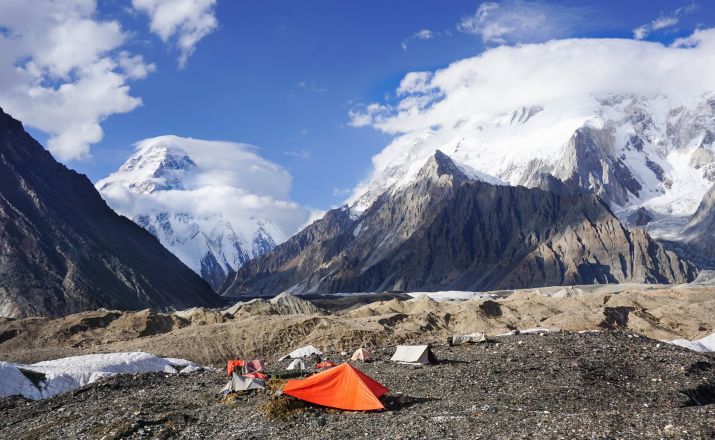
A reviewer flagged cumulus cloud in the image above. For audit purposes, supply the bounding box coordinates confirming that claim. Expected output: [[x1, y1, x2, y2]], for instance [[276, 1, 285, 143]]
[[633, 3, 696, 40], [348, 28, 715, 199], [0, 0, 155, 161], [98, 135, 311, 242], [401, 29, 437, 50], [458, 1, 590, 45], [131, 0, 218, 68]]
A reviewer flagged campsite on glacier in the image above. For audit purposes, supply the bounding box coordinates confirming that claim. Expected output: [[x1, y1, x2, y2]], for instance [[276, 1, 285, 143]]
[[1, 1, 715, 438]]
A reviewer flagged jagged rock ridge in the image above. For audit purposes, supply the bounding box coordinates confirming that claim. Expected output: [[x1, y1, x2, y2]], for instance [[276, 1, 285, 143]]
[[682, 184, 715, 261], [222, 151, 696, 297], [0, 108, 221, 318]]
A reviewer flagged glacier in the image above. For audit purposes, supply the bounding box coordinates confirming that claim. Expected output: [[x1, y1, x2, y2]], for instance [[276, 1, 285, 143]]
[[0, 352, 196, 400]]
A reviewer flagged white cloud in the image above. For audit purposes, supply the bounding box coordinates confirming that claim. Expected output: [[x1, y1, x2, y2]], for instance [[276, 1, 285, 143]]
[[458, 1, 589, 45], [297, 80, 328, 94], [131, 0, 218, 68], [118, 51, 157, 79], [633, 3, 696, 40], [0, 0, 155, 160], [348, 28, 715, 198], [401, 29, 436, 50], [332, 187, 351, 197], [284, 148, 311, 159], [98, 135, 311, 243]]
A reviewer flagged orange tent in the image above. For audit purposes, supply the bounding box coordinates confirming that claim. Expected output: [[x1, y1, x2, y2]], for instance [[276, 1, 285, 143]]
[[315, 361, 336, 369], [282, 363, 388, 411], [226, 359, 245, 376]]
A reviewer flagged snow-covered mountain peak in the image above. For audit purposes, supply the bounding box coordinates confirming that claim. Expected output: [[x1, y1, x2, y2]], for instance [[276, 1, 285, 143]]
[[349, 93, 715, 239], [104, 140, 197, 194], [97, 136, 310, 290]]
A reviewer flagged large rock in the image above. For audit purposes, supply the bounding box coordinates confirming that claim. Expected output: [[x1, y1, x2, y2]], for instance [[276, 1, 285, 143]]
[[222, 151, 696, 297], [0, 108, 222, 318]]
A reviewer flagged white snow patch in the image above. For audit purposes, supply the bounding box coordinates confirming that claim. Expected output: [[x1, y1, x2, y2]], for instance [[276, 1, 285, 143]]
[[668, 332, 715, 352], [0, 352, 198, 400], [405, 291, 498, 302]]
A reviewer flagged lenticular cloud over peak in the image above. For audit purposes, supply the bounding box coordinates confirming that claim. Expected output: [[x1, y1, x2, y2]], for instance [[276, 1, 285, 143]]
[[349, 29, 715, 210], [97, 135, 311, 289], [351, 29, 715, 135], [347, 28, 715, 219]]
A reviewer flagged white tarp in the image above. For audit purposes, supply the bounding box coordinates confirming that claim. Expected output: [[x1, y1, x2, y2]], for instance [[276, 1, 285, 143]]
[[669, 332, 715, 352], [221, 373, 266, 393], [279, 345, 323, 360], [391, 345, 434, 365], [286, 359, 306, 370], [0, 352, 195, 400], [451, 332, 486, 345], [496, 327, 560, 336]]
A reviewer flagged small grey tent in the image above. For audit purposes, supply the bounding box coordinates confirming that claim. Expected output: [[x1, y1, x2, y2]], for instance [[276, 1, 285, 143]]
[[390, 345, 436, 365], [221, 372, 266, 394], [287, 358, 306, 370]]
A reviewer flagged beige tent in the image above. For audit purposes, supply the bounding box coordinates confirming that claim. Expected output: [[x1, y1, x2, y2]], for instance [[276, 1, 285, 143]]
[[390, 345, 436, 365], [350, 348, 372, 361], [450, 332, 487, 346], [287, 358, 306, 370], [221, 372, 266, 393]]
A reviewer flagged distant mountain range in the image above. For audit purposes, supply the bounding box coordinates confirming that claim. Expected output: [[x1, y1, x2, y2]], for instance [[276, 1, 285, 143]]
[[0, 108, 221, 318], [97, 136, 307, 290], [351, 94, 715, 241], [93, 93, 715, 297], [221, 151, 696, 297]]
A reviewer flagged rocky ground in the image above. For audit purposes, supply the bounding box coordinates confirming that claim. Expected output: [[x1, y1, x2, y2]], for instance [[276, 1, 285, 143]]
[[2, 284, 714, 366], [1, 331, 713, 439]]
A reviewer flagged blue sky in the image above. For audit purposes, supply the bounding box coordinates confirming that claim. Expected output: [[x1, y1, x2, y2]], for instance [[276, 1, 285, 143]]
[[4, 1, 715, 211]]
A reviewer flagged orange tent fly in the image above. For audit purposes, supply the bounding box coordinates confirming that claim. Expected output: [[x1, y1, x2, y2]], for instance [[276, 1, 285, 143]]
[[282, 363, 388, 411]]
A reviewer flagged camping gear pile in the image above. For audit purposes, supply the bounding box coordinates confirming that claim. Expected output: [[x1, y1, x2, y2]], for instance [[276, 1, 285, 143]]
[[449, 332, 487, 346], [221, 343, 441, 409], [315, 361, 336, 369], [222, 358, 267, 393]]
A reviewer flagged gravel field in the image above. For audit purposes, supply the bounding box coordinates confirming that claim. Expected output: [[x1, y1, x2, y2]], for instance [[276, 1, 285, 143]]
[[1, 331, 714, 439]]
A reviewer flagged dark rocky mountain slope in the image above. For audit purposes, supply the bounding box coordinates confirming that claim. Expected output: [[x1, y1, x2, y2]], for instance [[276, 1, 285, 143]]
[[682, 183, 715, 261], [0, 108, 221, 318], [222, 151, 696, 297]]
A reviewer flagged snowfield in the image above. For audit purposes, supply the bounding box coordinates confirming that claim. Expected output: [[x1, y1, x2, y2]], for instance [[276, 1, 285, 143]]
[[405, 291, 499, 301], [668, 332, 715, 353], [0, 352, 197, 400]]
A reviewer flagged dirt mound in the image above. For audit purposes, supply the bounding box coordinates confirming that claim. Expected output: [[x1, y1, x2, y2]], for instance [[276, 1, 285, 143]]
[[1, 284, 714, 366], [226, 293, 325, 318]]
